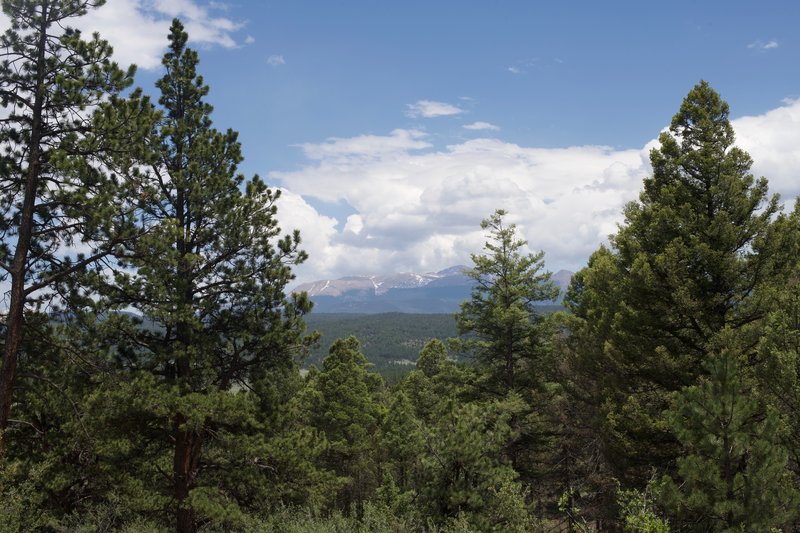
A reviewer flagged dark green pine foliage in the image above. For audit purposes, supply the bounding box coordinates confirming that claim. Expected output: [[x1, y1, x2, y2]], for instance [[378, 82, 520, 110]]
[[402, 339, 473, 426], [754, 204, 800, 514], [302, 337, 385, 514], [377, 389, 423, 515], [562, 82, 783, 491], [83, 19, 314, 532], [455, 209, 559, 502], [614, 80, 779, 369], [656, 348, 798, 531], [0, 0, 154, 452], [554, 249, 623, 525], [456, 209, 559, 395], [416, 397, 534, 532], [0, 317, 105, 530], [244, 364, 341, 514], [416, 337, 448, 378]]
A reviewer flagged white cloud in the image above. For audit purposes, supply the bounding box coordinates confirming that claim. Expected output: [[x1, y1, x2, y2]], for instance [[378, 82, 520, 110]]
[[274, 99, 800, 285], [72, 0, 245, 70], [406, 100, 464, 118], [508, 66, 522, 74], [464, 121, 500, 131], [748, 39, 779, 50], [272, 190, 341, 284], [295, 129, 431, 163], [275, 137, 647, 283], [245, 35, 256, 45], [267, 54, 286, 66], [733, 98, 800, 200]]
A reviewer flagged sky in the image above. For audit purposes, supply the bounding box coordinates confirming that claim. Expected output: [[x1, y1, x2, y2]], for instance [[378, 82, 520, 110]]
[[4, 0, 799, 285]]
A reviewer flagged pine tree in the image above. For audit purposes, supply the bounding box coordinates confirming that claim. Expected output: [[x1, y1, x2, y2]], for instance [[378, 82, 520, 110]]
[[656, 348, 797, 530], [82, 19, 313, 532], [753, 205, 800, 519], [416, 337, 448, 378], [455, 209, 560, 504], [378, 389, 423, 504], [0, 0, 154, 453], [456, 209, 559, 395], [301, 336, 385, 514], [562, 81, 783, 494], [417, 398, 533, 531]]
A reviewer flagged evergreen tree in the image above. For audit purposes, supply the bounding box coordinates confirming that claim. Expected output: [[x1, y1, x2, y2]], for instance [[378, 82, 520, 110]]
[[82, 19, 313, 532], [378, 389, 424, 509], [562, 81, 783, 494], [417, 398, 533, 532], [753, 205, 800, 523], [301, 337, 385, 513], [417, 337, 448, 378], [455, 209, 560, 503], [656, 347, 797, 530], [0, 0, 154, 452], [403, 339, 474, 425], [455, 209, 558, 394]]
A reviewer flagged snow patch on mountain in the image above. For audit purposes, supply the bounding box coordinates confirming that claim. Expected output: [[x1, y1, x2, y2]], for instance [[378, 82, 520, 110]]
[[295, 266, 471, 297]]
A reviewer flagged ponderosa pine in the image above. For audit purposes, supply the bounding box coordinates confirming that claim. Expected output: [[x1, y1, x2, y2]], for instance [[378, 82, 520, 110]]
[[85, 19, 314, 532], [562, 80, 784, 515], [0, 0, 154, 453]]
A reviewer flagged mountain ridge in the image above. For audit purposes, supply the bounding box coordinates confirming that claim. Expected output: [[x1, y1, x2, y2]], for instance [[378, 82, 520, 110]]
[[295, 266, 574, 314]]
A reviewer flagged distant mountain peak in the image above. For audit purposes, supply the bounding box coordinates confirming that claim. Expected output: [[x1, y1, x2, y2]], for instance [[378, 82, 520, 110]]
[[294, 266, 574, 313], [295, 268, 466, 297], [434, 265, 469, 276]]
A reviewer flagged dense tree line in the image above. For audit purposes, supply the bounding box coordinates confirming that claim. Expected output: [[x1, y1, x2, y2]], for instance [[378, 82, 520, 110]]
[[1, 2, 800, 531]]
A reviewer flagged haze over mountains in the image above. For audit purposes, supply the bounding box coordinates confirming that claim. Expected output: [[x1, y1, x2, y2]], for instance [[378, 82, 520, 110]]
[[296, 266, 574, 314]]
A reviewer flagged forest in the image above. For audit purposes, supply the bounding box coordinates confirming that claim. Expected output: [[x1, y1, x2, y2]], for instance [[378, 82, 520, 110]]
[[1, 2, 800, 532]]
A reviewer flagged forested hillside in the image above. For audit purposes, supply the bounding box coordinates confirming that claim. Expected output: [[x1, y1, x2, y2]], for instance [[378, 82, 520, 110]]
[[304, 309, 561, 373], [1, 3, 800, 533], [304, 313, 459, 370]]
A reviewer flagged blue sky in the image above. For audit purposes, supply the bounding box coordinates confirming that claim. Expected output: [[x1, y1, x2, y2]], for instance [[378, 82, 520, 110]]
[[139, 1, 799, 167], [7, 0, 798, 284]]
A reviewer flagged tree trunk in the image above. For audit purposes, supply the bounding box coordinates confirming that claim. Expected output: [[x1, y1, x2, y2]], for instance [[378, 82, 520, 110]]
[[0, 1, 49, 455], [174, 413, 202, 533]]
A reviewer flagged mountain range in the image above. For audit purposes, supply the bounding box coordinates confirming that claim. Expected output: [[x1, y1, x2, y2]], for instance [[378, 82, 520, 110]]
[[295, 266, 574, 314]]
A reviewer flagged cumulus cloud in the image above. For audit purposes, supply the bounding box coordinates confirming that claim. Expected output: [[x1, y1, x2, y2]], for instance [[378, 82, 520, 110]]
[[267, 54, 286, 66], [406, 100, 464, 118], [295, 129, 431, 163], [72, 0, 246, 70], [464, 121, 500, 131], [733, 98, 800, 200], [275, 137, 647, 283], [748, 39, 779, 50], [274, 99, 800, 285]]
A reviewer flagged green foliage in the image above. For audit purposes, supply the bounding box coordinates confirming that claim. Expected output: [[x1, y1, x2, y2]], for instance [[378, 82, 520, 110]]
[[0, 0, 157, 450], [655, 348, 797, 531], [617, 486, 670, 533], [56, 19, 316, 531], [754, 213, 800, 478], [561, 81, 784, 498], [2, 21, 799, 533], [302, 337, 385, 512], [416, 398, 533, 531], [304, 312, 459, 369], [379, 390, 424, 495], [417, 338, 449, 377], [456, 209, 559, 394]]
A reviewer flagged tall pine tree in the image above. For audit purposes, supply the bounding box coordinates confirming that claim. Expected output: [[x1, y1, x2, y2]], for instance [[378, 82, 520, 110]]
[[86, 20, 313, 532], [562, 81, 784, 515], [456, 209, 559, 395], [0, 0, 154, 452]]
